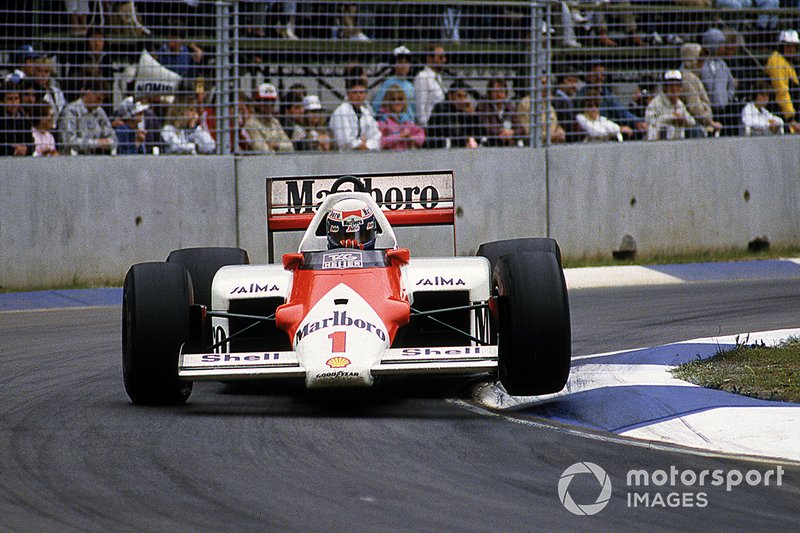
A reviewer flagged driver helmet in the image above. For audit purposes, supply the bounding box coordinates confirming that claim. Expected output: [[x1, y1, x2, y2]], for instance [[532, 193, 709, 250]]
[[326, 198, 377, 250]]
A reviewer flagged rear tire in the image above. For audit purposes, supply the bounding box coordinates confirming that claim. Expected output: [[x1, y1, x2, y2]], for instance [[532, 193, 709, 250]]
[[493, 252, 571, 395], [122, 262, 194, 405], [477, 237, 562, 275], [166, 247, 250, 309]]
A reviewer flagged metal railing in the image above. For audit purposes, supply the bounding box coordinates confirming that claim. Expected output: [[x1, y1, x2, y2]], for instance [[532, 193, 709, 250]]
[[1, 1, 799, 156]]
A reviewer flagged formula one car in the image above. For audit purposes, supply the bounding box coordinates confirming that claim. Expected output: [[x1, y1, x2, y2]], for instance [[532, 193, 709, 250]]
[[122, 171, 571, 405]]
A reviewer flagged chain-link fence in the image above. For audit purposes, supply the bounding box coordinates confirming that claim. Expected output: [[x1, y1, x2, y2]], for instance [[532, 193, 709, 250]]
[[1, 1, 799, 156]]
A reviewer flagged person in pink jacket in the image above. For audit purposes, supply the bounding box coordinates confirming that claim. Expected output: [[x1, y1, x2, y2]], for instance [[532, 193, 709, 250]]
[[377, 85, 425, 151]]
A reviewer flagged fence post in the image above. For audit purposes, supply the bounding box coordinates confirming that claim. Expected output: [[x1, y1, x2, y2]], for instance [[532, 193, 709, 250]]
[[216, 1, 232, 155]]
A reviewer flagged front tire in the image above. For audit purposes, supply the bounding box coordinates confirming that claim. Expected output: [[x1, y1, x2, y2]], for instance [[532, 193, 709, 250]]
[[493, 252, 571, 395], [166, 247, 250, 309], [122, 262, 194, 405]]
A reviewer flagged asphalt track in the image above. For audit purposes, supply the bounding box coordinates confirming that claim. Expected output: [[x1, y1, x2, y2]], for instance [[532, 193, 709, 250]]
[[1, 279, 800, 531]]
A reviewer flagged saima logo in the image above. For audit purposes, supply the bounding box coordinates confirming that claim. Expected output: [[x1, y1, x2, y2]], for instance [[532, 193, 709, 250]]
[[558, 462, 613, 516]]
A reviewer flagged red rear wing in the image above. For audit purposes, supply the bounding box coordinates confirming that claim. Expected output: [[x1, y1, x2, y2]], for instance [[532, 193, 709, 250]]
[[266, 171, 455, 260]]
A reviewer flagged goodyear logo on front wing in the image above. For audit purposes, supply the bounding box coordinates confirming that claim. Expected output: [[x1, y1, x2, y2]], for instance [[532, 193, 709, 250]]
[[326, 356, 351, 368]]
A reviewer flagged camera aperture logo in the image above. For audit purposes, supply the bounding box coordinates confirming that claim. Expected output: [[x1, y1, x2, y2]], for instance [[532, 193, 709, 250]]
[[558, 462, 612, 516], [558, 462, 785, 515]]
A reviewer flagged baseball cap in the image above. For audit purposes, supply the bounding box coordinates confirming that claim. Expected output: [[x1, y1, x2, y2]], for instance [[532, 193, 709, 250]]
[[663, 69, 682, 82], [119, 96, 151, 118], [779, 29, 800, 44], [256, 82, 278, 100], [303, 94, 322, 111], [17, 44, 44, 61], [393, 45, 411, 57]]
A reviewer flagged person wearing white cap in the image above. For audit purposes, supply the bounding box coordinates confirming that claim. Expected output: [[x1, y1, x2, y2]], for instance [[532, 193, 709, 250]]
[[765, 30, 800, 133], [114, 96, 151, 154], [299, 95, 332, 151], [245, 82, 294, 152], [645, 70, 696, 141], [372, 46, 416, 124]]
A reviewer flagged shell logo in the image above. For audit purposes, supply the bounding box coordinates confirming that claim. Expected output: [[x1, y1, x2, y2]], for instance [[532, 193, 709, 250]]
[[326, 356, 351, 368]]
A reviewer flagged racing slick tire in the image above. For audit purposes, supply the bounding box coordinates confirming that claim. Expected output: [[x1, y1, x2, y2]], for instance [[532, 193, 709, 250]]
[[477, 238, 562, 274], [122, 262, 194, 405], [166, 247, 250, 309], [493, 252, 571, 396]]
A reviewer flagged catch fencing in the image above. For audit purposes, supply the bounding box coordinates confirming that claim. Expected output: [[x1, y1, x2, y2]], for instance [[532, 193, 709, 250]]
[[1, 1, 800, 155]]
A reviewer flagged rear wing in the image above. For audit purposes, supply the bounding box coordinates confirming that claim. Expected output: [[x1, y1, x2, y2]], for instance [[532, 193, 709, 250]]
[[266, 171, 455, 262]]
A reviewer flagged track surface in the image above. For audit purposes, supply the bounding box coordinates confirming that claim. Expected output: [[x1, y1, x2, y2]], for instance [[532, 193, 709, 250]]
[[2, 280, 799, 531]]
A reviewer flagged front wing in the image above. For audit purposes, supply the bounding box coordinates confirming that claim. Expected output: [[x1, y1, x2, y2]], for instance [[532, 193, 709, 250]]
[[178, 345, 497, 381]]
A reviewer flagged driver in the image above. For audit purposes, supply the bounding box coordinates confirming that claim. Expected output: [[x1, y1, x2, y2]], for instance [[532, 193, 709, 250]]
[[326, 198, 377, 250]]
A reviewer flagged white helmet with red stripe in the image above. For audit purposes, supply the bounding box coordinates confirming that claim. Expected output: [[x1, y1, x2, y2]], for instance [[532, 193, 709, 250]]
[[326, 198, 377, 250]]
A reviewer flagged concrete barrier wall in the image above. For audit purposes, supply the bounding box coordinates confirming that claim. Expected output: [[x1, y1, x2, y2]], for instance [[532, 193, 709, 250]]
[[547, 136, 800, 257], [1, 137, 799, 290], [0, 156, 237, 289]]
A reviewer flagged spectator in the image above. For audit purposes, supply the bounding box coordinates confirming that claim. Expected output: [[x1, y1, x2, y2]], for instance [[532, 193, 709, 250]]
[[476, 77, 521, 146], [245, 82, 294, 152], [426, 79, 481, 148], [298, 95, 332, 151], [139, 95, 165, 154], [377, 85, 425, 151], [576, 89, 627, 141], [283, 88, 308, 150], [414, 43, 447, 127], [65, 27, 112, 101], [330, 76, 381, 151], [16, 47, 68, 126], [339, 2, 370, 41], [59, 78, 117, 155], [645, 70, 696, 140], [765, 30, 800, 134], [516, 77, 566, 145], [372, 45, 416, 124], [30, 103, 59, 157], [113, 97, 150, 154], [741, 80, 785, 136], [577, 61, 647, 138], [552, 70, 581, 142], [63, 0, 89, 36], [156, 19, 204, 79], [161, 97, 216, 154], [700, 28, 737, 136], [680, 42, 723, 137], [195, 77, 216, 141], [0, 81, 31, 156]]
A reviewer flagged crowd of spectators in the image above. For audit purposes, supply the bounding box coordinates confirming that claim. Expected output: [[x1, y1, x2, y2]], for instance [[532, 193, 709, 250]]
[[3, 2, 800, 156]]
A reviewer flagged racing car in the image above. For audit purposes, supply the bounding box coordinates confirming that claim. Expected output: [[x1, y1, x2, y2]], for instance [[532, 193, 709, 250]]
[[122, 172, 571, 405]]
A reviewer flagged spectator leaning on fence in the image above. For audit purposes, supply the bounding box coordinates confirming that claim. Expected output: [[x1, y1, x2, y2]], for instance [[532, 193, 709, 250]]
[[576, 89, 627, 142], [553, 71, 581, 143], [245, 82, 294, 153], [765, 29, 800, 134], [372, 45, 416, 124], [330, 76, 381, 151], [30, 102, 59, 157], [741, 80, 785, 136], [425, 79, 481, 149], [577, 60, 647, 139], [113, 96, 150, 155], [414, 43, 447, 127], [59, 78, 117, 155], [377, 84, 425, 151], [476, 77, 521, 147], [298, 95, 332, 152], [700, 28, 737, 136], [161, 96, 216, 155], [516, 76, 566, 145], [680, 42, 723, 137], [0, 81, 31, 156], [646, 70, 696, 141]]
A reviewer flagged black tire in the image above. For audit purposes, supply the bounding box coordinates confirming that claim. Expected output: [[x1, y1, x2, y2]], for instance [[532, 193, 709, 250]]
[[493, 252, 571, 395], [122, 262, 194, 405], [166, 247, 250, 309], [477, 238, 562, 275]]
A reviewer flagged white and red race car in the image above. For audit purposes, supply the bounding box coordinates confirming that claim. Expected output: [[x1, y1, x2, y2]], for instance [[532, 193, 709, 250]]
[[122, 172, 571, 404]]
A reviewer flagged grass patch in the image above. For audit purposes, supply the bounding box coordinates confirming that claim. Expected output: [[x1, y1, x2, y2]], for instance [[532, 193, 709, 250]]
[[672, 338, 800, 403]]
